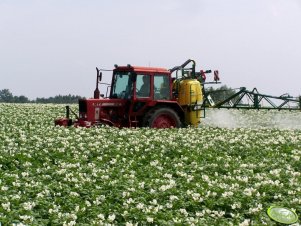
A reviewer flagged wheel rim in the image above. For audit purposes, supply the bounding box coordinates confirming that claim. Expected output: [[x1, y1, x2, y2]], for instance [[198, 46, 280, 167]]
[[151, 114, 176, 128]]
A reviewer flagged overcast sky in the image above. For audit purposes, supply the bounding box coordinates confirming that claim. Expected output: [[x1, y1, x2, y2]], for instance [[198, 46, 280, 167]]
[[1, 0, 301, 99]]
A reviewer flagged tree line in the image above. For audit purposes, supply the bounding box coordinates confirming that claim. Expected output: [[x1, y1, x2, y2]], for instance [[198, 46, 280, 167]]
[[0, 89, 84, 104]]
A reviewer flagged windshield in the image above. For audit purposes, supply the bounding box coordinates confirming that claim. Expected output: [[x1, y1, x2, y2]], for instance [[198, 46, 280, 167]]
[[110, 72, 133, 99]]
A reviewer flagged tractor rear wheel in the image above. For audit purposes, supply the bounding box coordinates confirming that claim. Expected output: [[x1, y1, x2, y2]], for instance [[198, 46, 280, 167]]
[[143, 107, 182, 128]]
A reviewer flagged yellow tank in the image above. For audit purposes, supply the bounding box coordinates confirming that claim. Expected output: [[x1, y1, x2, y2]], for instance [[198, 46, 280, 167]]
[[177, 79, 203, 127]]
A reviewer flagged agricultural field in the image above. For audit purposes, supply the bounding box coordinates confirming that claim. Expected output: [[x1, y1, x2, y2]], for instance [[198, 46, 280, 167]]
[[1, 103, 301, 225]]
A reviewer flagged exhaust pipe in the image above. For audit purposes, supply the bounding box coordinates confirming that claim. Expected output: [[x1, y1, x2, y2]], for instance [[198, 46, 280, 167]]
[[94, 67, 102, 99], [66, 105, 70, 119]]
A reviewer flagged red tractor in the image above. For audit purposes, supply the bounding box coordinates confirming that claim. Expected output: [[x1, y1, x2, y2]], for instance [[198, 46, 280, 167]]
[[55, 59, 217, 128]]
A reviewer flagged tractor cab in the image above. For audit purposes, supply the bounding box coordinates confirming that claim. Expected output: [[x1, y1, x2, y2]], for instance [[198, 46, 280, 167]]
[[109, 65, 171, 101]]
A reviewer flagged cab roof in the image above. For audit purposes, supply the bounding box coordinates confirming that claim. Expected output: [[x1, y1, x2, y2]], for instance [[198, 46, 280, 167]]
[[115, 66, 170, 74]]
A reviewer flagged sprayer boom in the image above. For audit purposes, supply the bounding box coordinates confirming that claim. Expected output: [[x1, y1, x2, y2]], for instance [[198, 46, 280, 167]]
[[204, 87, 301, 110]]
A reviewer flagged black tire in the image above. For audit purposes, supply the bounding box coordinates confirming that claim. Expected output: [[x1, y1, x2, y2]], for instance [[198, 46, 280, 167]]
[[143, 107, 182, 128]]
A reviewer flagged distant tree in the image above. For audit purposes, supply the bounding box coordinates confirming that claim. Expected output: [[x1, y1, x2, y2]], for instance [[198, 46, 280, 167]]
[[35, 94, 83, 104], [0, 89, 83, 103], [14, 95, 30, 103], [205, 85, 238, 105], [0, 89, 31, 103], [0, 89, 14, 102]]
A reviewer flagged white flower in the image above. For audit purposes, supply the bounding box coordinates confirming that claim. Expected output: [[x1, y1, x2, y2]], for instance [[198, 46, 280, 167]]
[[202, 175, 209, 182], [196, 211, 204, 217], [21, 172, 29, 177], [2, 202, 11, 211], [150, 160, 159, 166], [163, 173, 172, 179], [136, 203, 144, 210], [179, 208, 188, 216], [37, 192, 44, 198], [1, 186, 8, 191], [70, 192, 79, 197], [150, 189, 156, 194], [169, 195, 179, 201], [248, 203, 263, 213], [97, 213, 105, 220], [11, 223, 27, 226], [192, 192, 203, 201], [110, 158, 117, 164], [85, 200, 91, 207], [166, 203, 173, 208], [101, 175, 109, 180], [126, 198, 134, 204], [147, 217, 154, 223], [19, 215, 33, 222], [23, 201, 36, 210], [150, 199, 157, 205], [125, 222, 138, 226], [243, 188, 256, 197], [138, 182, 145, 188], [108, 213, 116, 222], [222, 191, 234, 198], [122, 191, 130, 197], [239, 219, 251, 226], [63, 220, 76, 226]]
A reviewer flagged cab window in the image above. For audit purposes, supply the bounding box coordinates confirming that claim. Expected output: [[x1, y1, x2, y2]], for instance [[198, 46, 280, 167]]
[[154, 74, 170, 100], [136, 74, 150, 98], [111, 72, 133, 99]]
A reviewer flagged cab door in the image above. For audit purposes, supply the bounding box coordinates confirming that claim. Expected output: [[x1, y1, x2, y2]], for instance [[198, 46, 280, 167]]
[[133, 74, 152, 112]]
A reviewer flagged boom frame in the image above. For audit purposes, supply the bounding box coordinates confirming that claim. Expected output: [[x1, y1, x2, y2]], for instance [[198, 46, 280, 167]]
[[204, 87, 301, 111]]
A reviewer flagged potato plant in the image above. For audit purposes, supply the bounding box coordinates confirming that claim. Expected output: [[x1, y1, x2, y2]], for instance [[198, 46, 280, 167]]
[[0, 103, 301, 225]]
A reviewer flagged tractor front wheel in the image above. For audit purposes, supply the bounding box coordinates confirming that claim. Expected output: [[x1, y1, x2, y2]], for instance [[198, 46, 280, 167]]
[[144, 107, 182, 128]]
